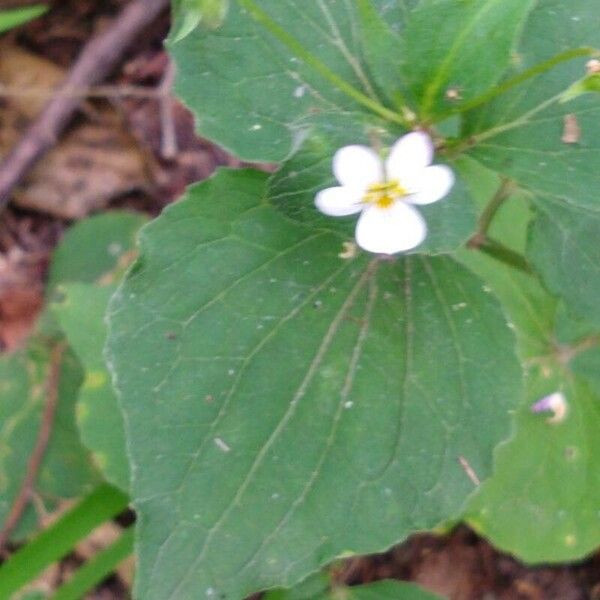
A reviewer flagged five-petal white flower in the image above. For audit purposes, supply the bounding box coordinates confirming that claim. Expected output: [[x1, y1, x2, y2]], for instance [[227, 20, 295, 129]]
[[315, 131, 454, 255]]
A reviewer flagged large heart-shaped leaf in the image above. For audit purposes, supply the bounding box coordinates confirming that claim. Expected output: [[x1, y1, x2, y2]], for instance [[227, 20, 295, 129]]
[[169, 0, 535, 162], [169, 0, 401, 162], [107, 169, 521, 599]]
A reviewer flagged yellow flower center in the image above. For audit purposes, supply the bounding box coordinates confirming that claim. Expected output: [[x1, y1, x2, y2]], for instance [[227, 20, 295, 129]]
[[363, 180, 408, 209]]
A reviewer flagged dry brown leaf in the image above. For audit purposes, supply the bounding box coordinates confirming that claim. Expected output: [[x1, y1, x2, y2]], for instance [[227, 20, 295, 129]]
[[13, 113, 150, 218], [0, 42, 65, 118], [0, 43, 150, 218]]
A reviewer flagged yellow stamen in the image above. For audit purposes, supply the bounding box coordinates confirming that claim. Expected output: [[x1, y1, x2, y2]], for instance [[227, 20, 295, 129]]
[[363, 179, 407, 209]]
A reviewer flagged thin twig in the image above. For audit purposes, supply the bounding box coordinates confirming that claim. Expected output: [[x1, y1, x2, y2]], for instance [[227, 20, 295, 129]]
[[555, 333, 600, 366], [0, 0, 170, 211], [158, 60, 177, 160], [0, 84, 163, 100], [0, 343, 66, 554]]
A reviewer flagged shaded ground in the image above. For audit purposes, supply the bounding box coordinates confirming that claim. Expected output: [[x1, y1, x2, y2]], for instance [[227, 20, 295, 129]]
[[0, 1, 599, 598]]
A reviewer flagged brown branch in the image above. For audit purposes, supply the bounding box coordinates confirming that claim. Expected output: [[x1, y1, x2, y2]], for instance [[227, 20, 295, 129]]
[[0, 83, 164, 100], [0, 342, 66, 553], [0, 0, 170, 211]]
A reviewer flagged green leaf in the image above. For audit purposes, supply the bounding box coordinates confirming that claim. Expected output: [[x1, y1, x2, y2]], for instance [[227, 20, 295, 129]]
[[48, 211, 147, 290], [455, 157, 555, 359], [457, 157, 600, 563], [0, 5, 47, 34], [401, 0, 537, 118], [337, 581, 441, 600], [53, 284, 129, 491], [262, 571, 330, 600], [561, 72, 600, 102], [170, 0, 230, 42], [168, 1, 410, 162], [107, 169, 522, 599], [268, 113, 476, 255], [47, 212, 146, 490], [528, 199, 600, 329], [355, 0, 404, 106], [463, 0, 600, 201], [467, 371, 600, 563], [265, 578, 440, 600], [460, 1, 600, 319], [0, 344, 98, 540]]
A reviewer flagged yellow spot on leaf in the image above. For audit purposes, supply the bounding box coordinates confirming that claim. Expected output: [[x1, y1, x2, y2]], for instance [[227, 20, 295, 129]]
[[94, 453, 108, 470], [83, 371, 107, 390], [76, 402, 89, 423]]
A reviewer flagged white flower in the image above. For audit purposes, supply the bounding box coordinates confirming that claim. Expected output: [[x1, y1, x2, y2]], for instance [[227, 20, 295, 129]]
[[315, 131, 454, 255]]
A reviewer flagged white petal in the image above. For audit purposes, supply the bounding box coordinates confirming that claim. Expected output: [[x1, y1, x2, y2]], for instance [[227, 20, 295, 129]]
[[355, 202, 426, 254], [333, 145, 382, 190], [405, 165, 455, 205], [386, 131, 434, 180], [315, 186, 364, 216]]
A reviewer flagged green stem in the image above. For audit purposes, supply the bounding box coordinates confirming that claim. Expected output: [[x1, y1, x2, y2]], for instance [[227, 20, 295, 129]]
[[436, 46, 599, 121], [474, 237, 533, 275], [448, 88, 564, 155], [51, 528, 134, 600], [466, 179, 532, 274], [0, 484, 129, 599], [236, 0, 409, 127], [470, 177, 516, 243]]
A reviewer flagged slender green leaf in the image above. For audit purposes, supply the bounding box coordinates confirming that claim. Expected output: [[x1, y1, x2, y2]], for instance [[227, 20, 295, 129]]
[[0, 484, 128, 599], [355, 0, 404, 106], [0, 5, 47, 35], [561, 72, 600, 102], [51, 528, 134, 600], [401, 0, 537, 118]]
